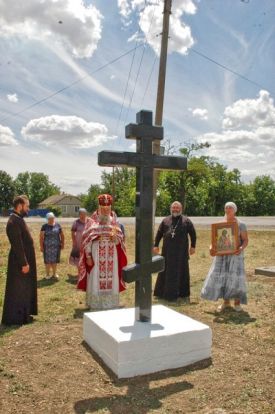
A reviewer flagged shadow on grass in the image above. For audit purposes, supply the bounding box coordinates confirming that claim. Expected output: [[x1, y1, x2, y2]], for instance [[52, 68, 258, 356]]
[[0, 323, 21, 338], [73, 308, 90, 319], [206, 309, 256, 325], [74, 342, 209, 413], [66, 273, 78, 285], [37, 278, 58, 288]]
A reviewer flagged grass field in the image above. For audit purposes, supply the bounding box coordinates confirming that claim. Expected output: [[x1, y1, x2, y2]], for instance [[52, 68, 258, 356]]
[[0, 223, 274, 414]]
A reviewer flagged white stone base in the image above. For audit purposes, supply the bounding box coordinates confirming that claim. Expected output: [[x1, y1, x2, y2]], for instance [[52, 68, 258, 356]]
[[83, 304, 212, 378]]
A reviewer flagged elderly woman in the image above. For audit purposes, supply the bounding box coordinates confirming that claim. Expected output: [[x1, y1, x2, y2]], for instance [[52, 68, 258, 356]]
[[201, 202, 249, 312], [69, 208, 88, 268], [40, 212, 64, 280]]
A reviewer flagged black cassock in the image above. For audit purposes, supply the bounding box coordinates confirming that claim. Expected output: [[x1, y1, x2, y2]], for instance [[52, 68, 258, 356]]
[[1, 212, 38, 325], [153, 215, 196, 301]]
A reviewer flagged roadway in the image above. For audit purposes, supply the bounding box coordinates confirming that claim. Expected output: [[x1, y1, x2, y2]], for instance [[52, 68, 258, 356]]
[[1, 216, 275, 229]]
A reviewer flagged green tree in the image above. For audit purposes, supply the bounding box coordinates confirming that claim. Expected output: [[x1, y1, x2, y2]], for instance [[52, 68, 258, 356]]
[[45, 204, 62, 217], [101, 167, 136, 216], [0, 170, 15, 213], [252, 175, 275, 215], [81, 184, 102, 213], [14, 172, 60, 208]]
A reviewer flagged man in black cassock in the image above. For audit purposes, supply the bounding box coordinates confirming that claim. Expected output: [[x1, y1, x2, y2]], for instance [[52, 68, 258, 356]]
[[1, 195, 38, 325], [153, 201, 196, 303]]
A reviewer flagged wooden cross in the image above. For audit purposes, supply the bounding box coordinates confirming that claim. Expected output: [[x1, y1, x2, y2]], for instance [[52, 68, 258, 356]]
[[98, 110, 187, 322]]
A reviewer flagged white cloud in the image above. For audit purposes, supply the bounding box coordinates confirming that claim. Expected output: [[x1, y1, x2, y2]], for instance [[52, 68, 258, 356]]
[[21, 115, 115, 149], [222, 90, 275, 130], [192, 108, 208, 120], [0, 0, 103, 58], [7, 93, 18, 103], [118, 0, 196, 55], [196, 90, 275, 178], [0, 124, 18, 146]]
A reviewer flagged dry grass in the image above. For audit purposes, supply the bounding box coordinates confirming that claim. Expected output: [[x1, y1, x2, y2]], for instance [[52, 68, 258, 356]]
[[0, 223, 274, 414]]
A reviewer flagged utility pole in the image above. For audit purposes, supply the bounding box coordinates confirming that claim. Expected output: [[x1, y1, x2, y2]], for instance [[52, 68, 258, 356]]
[[153, 0, 172, 218], [154, 0, 172, 130]]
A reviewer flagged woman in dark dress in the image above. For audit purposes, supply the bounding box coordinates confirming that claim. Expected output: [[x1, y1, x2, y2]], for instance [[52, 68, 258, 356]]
[[1, 195, 37, 325], [40, 212, 64, 280]]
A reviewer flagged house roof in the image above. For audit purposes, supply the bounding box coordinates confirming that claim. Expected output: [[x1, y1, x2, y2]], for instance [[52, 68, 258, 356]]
[[38, 194, 81, 205]]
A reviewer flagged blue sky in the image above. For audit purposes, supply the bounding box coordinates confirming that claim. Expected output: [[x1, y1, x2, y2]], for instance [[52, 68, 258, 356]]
[[0, 0, 274, 194]]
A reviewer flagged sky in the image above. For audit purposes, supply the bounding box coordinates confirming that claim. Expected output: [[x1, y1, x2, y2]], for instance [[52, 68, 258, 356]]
[[0, 0, 274, 195]]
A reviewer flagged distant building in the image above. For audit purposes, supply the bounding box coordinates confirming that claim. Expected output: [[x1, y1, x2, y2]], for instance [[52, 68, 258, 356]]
[[38, 194, 82, 217]]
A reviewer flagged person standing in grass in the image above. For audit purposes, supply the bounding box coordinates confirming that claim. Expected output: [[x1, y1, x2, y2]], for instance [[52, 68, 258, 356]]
[[77, 194, 127, 310], [69, 208, 88, 269], [201, 202, 249, 312], [153, 201, 196, 304], [40, 212, 64, 280], [1, 195, 37, 325]]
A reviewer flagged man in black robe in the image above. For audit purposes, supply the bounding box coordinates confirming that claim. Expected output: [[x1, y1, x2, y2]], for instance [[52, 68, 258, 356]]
[[1, 195, 38, 325], [153, 201, 196, 303]]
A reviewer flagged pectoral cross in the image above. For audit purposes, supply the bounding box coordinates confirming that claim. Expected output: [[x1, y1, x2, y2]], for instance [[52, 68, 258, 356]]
[[98, 110, 187, 322]]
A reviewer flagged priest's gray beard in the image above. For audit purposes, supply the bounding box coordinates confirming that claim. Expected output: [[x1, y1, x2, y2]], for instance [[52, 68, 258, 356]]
[[99, 214, 111, 224], [172, 212, 181, 217]]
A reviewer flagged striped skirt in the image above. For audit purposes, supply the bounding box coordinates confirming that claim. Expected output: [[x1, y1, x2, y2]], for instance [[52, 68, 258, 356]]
[[201, 253, 247, 304]]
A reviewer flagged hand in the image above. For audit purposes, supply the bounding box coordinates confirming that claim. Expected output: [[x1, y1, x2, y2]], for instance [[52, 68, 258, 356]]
[[40, 247, 44, 253], [235, 247, 243, 255], [153, 247, 159, 254], [22, 264, 30, 274], [189, 247, 195, 256], [86, 257, 93, 267], [110, 235, 118, 245], [209, 247, 215, 257], [61, 244, 64, 250]]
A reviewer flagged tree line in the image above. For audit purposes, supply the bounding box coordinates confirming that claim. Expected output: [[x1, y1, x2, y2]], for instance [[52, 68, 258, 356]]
[[81, 143, 275, 216], [1, 144, 275, 216]]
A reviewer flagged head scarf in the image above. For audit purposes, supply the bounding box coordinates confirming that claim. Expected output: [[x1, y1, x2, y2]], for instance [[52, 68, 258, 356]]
[[79, 208, 87, 214], [224, 202, 237, 213]]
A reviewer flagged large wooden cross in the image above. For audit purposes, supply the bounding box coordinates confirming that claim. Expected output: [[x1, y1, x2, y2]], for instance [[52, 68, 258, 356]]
[[98, 110, 187, 322]]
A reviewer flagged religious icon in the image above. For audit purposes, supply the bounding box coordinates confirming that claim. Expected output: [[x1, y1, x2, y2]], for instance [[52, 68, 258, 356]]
[[211, 222, 239, 256]]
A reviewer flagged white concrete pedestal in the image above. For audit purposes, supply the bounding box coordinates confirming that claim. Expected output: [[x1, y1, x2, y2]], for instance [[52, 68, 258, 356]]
[[83, 304, 212, 378]]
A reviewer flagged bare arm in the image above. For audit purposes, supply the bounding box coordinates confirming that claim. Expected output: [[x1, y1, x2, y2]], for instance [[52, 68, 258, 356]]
[[71, 230, 76, 245], [60, 230, 65, 249], [236, 230, 248, 255], [39, 231, 45, 252]]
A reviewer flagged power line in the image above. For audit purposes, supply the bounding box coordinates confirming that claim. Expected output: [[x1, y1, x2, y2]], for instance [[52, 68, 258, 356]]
[[140, 55, 157, 107], [0, 43, 146, 124], [190, 48, 267, 91], [123, 0, 160, 124], [124, 43, 147, 124], [115, 38, 140, 135]]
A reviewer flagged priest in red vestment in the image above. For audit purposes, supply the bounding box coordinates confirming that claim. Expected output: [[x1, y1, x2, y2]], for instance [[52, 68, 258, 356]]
[[77, 194, 127, 310]]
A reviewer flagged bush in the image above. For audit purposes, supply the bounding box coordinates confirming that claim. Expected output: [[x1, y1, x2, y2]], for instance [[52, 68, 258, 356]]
[[45, 205, 62, 217]]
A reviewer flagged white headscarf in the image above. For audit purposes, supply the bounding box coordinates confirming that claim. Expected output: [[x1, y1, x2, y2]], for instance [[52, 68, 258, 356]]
[[224, 202, 237, 213]]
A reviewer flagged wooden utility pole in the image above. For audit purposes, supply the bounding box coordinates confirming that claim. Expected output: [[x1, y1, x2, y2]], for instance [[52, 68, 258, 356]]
[[154, 0, 172, 130], [153, 0, 172, 217]]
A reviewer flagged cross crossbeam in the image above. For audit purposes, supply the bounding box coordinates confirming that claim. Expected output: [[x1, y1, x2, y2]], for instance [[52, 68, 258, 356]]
[[98, 110, 187, 322]]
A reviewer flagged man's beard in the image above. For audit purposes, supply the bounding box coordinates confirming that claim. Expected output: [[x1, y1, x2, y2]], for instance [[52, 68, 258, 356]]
[[99, 214, 111, 224], [171, 212, 181, 217]]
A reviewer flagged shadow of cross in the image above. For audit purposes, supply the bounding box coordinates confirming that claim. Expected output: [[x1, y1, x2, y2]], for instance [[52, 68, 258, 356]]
[[98, 110, 187, 322]]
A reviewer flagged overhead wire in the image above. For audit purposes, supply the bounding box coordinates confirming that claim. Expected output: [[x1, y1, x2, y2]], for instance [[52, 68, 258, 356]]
[[1, 1, 271, 124], [0, 42, 146, 124], [115, 36, 140, 136], [140, 55, 157, 107], [190, 48, 267, 91], [123, 0, 160, 124]]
